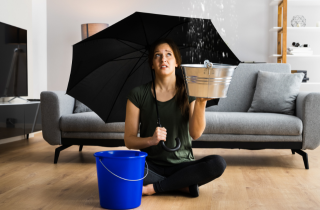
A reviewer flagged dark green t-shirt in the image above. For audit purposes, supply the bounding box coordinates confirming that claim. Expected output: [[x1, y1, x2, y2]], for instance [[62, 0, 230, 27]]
[[127, 81, 196, 166]]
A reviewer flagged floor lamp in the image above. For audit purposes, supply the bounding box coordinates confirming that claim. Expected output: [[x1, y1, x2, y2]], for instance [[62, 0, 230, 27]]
[[4, 26, 27, 102]]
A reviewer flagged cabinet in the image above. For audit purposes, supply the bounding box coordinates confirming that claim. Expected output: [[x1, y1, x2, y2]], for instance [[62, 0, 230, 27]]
[[0, 102, 41, 140]]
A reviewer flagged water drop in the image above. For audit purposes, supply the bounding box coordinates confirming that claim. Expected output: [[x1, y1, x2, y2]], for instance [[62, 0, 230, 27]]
[[221, 28, 226, 36], [201, 3, 205, 12]]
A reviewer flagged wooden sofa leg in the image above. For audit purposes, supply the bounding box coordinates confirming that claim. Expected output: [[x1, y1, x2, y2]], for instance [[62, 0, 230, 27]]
[[291, 149, 295, 154], [292, 149, 309, 169], [54, 145, 72, 164], [79, 145, 83, 152]]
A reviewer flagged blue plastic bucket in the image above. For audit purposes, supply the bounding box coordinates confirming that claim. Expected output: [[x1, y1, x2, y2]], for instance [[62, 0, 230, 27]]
[[94, 150, 148, 209]]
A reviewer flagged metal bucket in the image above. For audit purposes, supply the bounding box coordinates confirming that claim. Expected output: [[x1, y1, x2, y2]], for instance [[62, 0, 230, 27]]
[[181, 62, 237, 98]]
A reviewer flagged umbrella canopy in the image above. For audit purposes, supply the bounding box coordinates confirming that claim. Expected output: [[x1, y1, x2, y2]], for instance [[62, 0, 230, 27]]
[[67, 12, 240, 124]]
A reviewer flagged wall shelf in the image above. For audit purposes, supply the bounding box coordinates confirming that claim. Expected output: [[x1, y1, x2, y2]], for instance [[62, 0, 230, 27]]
[[288, 27, 320, 31], [288, 0, 320, 6], [300, 82, 320, 92], [270, 27, 320, 32], [270, 0, 288, 63], [287, 55, 320, 57], [270, 0, 320, 6], [269, 27, 283, 32], [270, 0, 320, 86], [270, 54, 320, 58], [301, 83, 320, 85], [270, 0, 320, 63]]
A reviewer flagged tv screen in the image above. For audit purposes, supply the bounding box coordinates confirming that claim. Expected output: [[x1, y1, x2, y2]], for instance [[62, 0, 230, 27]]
[[0, 22, 28, 97]]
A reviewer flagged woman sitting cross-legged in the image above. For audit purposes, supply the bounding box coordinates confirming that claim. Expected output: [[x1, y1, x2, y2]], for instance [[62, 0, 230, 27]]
[[124, 38, 227, 197]]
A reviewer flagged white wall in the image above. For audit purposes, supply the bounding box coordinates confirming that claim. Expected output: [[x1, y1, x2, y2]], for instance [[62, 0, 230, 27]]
[[0, 0, 33, 102], [47, 0, 272, 91], [32, 0, 47, 98], [1, 0, 319, 95]]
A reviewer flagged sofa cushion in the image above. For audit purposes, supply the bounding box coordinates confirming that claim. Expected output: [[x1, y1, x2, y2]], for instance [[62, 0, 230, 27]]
[[206, 63, 291, 112], [61, 132, 126, 139], [73, 100, 93, 113], [248, 71, 304, 115], [60, 112, 125, 132], [197, 134, 302, 142], [204, 112, 302, 136]]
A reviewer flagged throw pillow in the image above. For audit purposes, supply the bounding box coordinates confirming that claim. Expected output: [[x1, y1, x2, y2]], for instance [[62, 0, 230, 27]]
[[73, 100, 92, 113], [248, 70, 304, 115]]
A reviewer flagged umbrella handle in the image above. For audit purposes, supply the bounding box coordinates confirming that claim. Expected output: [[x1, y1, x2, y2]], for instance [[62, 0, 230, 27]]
[[160, 138, 181, 152]]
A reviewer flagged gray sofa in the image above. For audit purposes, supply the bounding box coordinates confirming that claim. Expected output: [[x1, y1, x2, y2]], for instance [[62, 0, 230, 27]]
[[40, 63, 320, 169]]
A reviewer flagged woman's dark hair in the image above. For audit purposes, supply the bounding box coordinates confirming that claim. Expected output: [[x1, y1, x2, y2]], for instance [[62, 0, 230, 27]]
[[148, 38, 190, 117]]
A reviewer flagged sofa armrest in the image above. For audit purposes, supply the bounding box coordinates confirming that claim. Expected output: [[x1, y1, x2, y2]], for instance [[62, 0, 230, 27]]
[[40, 91, 75, 145], [296, 92, 320, 150]]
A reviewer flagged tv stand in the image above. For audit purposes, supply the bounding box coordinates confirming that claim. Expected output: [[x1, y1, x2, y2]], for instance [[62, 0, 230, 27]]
[[7, 97, 28, 102], [0, 101, 42, 141]]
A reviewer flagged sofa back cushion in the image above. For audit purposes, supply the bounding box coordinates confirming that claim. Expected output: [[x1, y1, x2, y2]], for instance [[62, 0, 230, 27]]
[[73, 100, 93, 113], [247, 70, 304, 115], [206, 63, 291, 112]]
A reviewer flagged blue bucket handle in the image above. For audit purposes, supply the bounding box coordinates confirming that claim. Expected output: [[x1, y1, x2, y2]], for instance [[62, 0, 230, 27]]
[[99, 158, 148, 181]]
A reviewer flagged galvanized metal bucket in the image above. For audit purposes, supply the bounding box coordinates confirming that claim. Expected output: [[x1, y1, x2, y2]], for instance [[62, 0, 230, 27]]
[[181, 61, 237, 98]]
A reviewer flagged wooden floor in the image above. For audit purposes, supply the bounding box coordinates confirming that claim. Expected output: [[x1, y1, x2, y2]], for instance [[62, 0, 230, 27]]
[[0, 133, 320, 210]]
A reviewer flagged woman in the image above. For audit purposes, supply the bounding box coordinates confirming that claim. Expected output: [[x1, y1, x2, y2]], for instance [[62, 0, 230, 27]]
[[124, 38, 226, 197]]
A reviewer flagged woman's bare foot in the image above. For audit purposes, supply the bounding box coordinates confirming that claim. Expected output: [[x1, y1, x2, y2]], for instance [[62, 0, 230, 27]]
[[142, 185, 190, 196], [142, 184, 156, 196]]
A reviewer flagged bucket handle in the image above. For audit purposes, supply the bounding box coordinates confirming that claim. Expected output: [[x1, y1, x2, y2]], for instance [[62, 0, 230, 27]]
[[99, 158, 148, 181]]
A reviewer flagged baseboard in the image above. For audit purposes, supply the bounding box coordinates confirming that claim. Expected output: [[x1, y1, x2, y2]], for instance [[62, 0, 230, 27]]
[[0, 132, 41, 145]]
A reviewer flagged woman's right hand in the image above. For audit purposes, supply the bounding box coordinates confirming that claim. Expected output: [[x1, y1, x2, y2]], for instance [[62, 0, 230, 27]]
[[150, 127, 167, 146]]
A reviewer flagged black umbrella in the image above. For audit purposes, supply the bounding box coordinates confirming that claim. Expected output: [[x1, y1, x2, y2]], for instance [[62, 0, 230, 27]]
[[66, 12, 240, 152]]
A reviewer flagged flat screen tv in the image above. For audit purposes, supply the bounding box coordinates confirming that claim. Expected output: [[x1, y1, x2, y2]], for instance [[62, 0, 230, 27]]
[[0, 22, 28, 98]]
